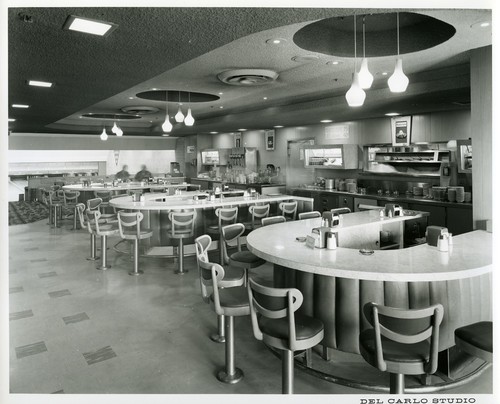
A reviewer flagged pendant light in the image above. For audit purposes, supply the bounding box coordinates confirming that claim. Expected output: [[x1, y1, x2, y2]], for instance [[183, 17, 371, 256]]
[[345, 15, 366, 107], [111, 120, 123, 136], [174, 91, 185, 123], [358, 16, 373, 90], [162, 91, 173, 133], [100, 126, 108, 141], [388, 12, 409, 93], [184, 92, 195, 126]]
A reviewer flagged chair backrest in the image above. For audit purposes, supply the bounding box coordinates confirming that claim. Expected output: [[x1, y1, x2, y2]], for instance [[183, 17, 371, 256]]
[[197, 259, 227, 315], [261, 216, 286, 226], [63, 190, 80, 204], [279, 201, 298, 220], [90, 210, 107, 236], [94, 190, 112, 202], [195, 234, 211, 264], [362, 302, 444, 374], [215, 206, 238, 230], [48, 190, 62, 205], [331, 207, 351, 215], [220, 223, 245, 264], [76, 203, 87, 228], [87, 197, 103, 212], [168, 210, 197, 237], [117, 211, 145, 239], [247, 278, 304, 351], [249, 204, 270, 227], [298, 211, 322, 220]]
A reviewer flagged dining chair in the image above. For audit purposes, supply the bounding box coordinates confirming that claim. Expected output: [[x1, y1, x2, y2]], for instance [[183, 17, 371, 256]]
[[279, 201, 298, 221], [298, 211, 322, 220], [168, 210, 197, 274], [261, 216, 286, 226], [455, 321, 492, 363], [206, 206, 239, 263]]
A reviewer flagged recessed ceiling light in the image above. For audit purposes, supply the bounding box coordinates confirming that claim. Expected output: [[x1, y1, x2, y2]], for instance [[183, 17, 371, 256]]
[[238, 129, 247, 131], [219, 106, 224, 109], [218, 92, 224, 95], [8, 118, 16, 122], [128, 97, 134, 100], [471, 21, 491, 28], [28, 80, 53, 87], [263, 97, 268, 100], [385, 112, 400, 116], [210, 131, 218, 134], [320, 120, 333, 123], [381, 72, 388, 76], [274, 125, 284, 128], [63, 15, 118, 37], [292, 55, 320, 63], [266, 38, 287, 45], [162, 134, 170, 137], [326, 60, 343, 65], [12, 104, 29, 108]]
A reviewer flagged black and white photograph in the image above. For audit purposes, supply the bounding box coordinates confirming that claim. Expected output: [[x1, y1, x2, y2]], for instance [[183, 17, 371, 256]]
[[2, 1, 497, 404]]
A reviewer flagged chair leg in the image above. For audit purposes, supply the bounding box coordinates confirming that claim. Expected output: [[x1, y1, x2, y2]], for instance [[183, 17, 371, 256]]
[[210, 315, 225, 343], [129, 239, 143, 276], [72, 207, 78, 230], [175, 238, 187, 274], [97, 235, 111, 270], [282, 349, 294, 394], [216, 315, 243, 384], [86, 234, 99, 261], [390, 373, 405, 394], [322, 346, 331, 361]]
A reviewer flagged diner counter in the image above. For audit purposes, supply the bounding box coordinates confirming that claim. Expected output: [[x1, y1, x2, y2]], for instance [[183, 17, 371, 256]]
[[247, 216, 491, 354], [63, 182, 197, 192]]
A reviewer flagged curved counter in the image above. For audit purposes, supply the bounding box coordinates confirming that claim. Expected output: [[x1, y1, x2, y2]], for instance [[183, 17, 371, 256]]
[[63, 182, 197, 193], [246, 217, 492, 355]]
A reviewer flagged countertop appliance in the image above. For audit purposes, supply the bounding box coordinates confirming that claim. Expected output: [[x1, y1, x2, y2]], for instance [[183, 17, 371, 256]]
[[325, 179, 334, 190]]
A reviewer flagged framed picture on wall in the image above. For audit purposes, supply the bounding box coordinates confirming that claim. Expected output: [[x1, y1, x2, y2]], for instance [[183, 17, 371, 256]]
[[265, 129, 275, 151], [391, 116, 412, 147]]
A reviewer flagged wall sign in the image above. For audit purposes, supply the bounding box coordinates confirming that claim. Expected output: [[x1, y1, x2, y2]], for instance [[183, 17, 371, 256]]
[[325, 125, 350, 140], [265, 129, 275, 151], [186, 145, 195, 154], [391, 116, 412, 147]]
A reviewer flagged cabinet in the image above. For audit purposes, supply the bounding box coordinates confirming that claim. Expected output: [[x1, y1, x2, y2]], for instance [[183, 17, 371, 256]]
[[446, 207, 473, 235], [303, 145, 358, 169], [408, 203, 446, 227], [338, 195, 354, 212], [363, 145, 450, 177]]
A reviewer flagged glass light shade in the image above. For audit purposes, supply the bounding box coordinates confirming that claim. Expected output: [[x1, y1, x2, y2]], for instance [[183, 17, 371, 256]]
[[184, 108, 195, 126], [358, 58, 373, 89], [111, 122, 118, 134], [115, 127, 123, 136], [162, 115, 173, 132], [100, 128, 108, 141], [345, 73, 366, 107], [388, 59, 409, 93], [174, 106, 185, 123]]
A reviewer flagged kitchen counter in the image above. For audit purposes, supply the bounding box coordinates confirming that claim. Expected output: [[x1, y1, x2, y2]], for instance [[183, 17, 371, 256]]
[[190, 178, 286, 191]]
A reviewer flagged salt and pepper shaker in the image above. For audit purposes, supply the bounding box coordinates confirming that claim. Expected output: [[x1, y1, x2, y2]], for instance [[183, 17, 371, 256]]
[[437, 234, 449, 252], [326, 232, 337, 250]]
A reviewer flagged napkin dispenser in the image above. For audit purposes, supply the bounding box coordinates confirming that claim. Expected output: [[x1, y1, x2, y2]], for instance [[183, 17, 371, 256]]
[[312, 227, 330, 249], [331, 213, 340, 227], [426, 226, 449, 247], [385, 203, 403, 217]]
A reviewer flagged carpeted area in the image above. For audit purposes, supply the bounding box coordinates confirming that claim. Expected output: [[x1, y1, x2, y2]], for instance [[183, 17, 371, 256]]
[[8, 201, 61, 225]]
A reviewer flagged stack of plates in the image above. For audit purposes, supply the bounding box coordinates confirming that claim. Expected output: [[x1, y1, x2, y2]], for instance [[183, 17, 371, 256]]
[[347, 183, 357, 193], [447, 187, 456, 202], [455, 187, 465, 203], [464, 191, 472, 203], [413, 187, 423, 197], [422, 183, 431, 197], [432, 186, 447, 201]]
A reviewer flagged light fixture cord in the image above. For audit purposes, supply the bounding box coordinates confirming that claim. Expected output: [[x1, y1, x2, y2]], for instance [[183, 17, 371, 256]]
[[166, 91, 169, 115], [397, 12, 400, 56], [362, 16, 366, 58], [353, 15, 357, 71]]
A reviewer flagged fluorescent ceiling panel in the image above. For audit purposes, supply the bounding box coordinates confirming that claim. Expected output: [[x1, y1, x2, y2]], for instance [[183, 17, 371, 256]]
[[64, 15, 117, 36]]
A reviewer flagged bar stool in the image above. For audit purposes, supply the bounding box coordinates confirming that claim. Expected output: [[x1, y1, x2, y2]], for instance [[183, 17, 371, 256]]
[[47, 190, 63, 228], [298, 211, 321, 220], [330, 207, 351, 215], [195, 234, 246, 344], [279, 201, 298, 221], [117, 211, 153, 276], [94, 190, 113, 214], [76, 203, 99, 261], [62, 190, 81, 230], [168, 210, 197, 275], [206, 206, 238, 264], [247, 278, 324, 394], [359, 302, 444, 394], [245, 204, 270, 230], [261, 216, 286, 226], [198, 260, 250, 384], [91, 210, 120, 271], [221, 223, 265, 284], [455, 321, 493, 363], [87, 197, 117, 223]]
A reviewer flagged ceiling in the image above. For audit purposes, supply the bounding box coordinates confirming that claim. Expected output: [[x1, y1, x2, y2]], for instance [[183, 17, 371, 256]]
[[7, 7, 492, 138]]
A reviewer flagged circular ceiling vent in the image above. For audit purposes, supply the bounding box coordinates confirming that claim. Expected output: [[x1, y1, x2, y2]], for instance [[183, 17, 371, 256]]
[[217, 69, 279, 86], [121, 105, 160, 115]]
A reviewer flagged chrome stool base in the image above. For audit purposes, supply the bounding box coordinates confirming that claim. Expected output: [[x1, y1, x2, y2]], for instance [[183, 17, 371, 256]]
[[97, 265, 111, 270], [210, 333, 225, 343], [217, 368, 244, 384], [86, 256, 100, 261], [129, 270, 144, 276], [174, 269, 188, 275]]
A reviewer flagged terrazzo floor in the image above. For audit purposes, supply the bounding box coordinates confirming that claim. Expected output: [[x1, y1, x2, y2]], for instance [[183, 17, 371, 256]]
[[5, 217, 494, 403]]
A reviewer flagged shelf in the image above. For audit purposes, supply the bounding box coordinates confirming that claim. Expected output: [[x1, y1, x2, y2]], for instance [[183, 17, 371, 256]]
[[360, 171, 440, 178], [370, 160, 442, 164], [380, 243, 400, 250]]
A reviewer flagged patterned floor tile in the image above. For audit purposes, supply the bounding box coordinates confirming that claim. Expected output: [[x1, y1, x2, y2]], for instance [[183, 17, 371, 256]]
[[38, 271, 58, 278], [62, 312, 89, 325], [48, 289, 71, 298], [9, 286, 24, 294], [15, 341, 47, 359], [10, 309, 34, 321], [83, 346, 117, 365]]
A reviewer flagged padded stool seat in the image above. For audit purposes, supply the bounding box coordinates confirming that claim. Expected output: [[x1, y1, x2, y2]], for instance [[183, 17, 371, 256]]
[[118, 211, 153, 275], [120, 228, 153, 239], [230, 250, 265, 266], [169, 210, 197, 274], [260, 313, 324, 342], [455, 321, 492, 362], [211, 286, 249, 309]]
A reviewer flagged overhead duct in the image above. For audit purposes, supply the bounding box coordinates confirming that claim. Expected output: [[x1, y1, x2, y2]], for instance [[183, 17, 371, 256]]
[[217, 69, 279, 86]]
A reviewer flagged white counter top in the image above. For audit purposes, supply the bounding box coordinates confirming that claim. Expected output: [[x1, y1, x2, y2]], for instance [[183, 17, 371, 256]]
[[109, 192, 313, 211], [246, 216, 492, 282], [63, 182, 195, 192]]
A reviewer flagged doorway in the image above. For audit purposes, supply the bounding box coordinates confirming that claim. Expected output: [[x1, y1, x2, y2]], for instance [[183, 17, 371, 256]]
[[286, 138, 315, 190]]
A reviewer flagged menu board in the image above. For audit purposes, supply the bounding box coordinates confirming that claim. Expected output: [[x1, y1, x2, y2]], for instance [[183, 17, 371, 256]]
[[201, 150, 219, 165]]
